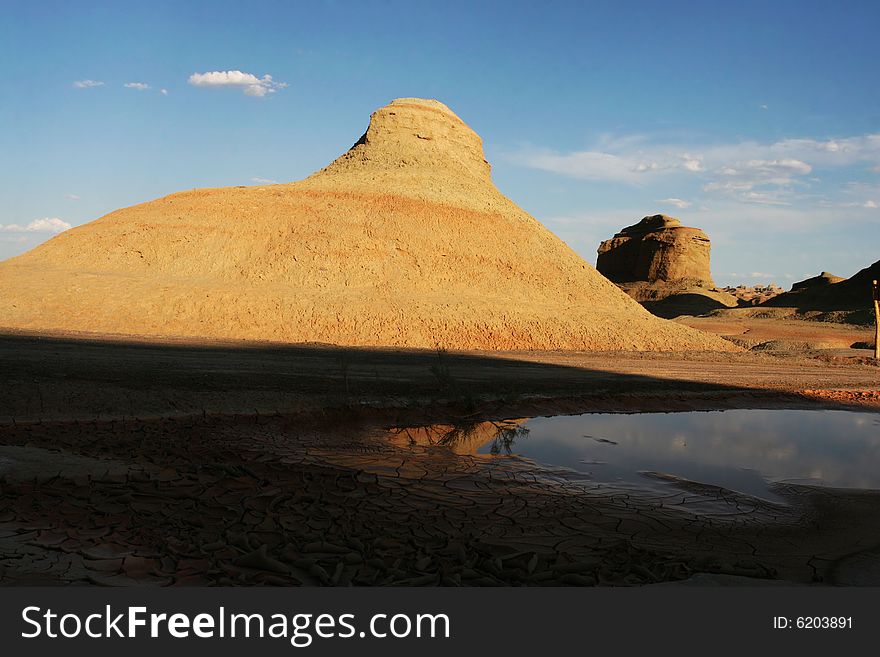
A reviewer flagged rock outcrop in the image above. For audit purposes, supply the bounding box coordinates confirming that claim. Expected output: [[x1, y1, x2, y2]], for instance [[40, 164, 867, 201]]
[[596, 214, 736, 317], [0, 98, 734, 352], [764, 261, 878, 312], [721, 284, 784, 306], [790, 271, 845, 292], [597, 214, 715, 291]]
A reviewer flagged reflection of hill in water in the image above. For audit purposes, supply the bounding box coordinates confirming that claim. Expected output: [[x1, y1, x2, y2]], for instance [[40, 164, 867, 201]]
[[387, 420, 529, 455]]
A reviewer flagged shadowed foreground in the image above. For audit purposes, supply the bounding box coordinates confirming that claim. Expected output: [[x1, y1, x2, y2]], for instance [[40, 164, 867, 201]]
[[1, 331, 878, 422], [2, 414, 880, 586], [1, 333, 879, 586]]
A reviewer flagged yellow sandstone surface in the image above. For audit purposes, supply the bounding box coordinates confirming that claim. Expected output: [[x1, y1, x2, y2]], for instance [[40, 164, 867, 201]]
[[0, 98, 734, 351]]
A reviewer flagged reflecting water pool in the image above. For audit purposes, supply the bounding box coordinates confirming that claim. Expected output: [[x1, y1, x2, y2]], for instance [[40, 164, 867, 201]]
[[439, 409, 880, 501]]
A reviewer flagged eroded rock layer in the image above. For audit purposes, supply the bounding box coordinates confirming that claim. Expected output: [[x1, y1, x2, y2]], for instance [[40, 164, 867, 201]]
[[595, 214, 737, 318], [597, 214, 715, 290]]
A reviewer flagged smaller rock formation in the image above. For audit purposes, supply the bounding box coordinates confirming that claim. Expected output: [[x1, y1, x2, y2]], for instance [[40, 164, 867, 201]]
[[763, 261, 879, 316], [790, 271, 844, 292], [721, 284, 784, 306], [596, 214, 736, 317], [597, 214, 715, 291]]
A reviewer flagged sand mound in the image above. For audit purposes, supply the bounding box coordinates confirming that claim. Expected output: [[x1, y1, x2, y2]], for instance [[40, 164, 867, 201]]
[[641, 289, 739, 319], [0, 98, 733, 351]]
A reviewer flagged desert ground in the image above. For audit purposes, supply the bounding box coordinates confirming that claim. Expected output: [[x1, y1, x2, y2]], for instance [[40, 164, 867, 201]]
[[679, 312, 875, 358], [0, 319, 877, 587]]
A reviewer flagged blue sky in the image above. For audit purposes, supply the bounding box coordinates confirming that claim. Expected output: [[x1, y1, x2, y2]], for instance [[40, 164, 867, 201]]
[[2, 0, 879, 286]]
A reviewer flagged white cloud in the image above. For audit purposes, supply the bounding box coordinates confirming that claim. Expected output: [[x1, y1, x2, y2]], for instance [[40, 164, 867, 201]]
[[524, 149, 642, 183], [251, 177, 278, 184], [766, 134, 880, 166], [514, 134, 880, 182], [738, 191, 791, 206], [64, 193, 80, 201], [160, 88, 168, 96], [750, 158, 811, 175], [703, 159, 812, 197], [188, 70, 288, 97], [680, 155, 703, 172], [831, 182, 880, 211], [513, 133, 880, 208], [73, 79, 104, 89], [0, 218, 72, 233], [124, 82, 150, 91], [525, 151, 699, 184], [760, 104, 769, 110], [657, 197, 692, 209], [840, 199, 878, 209]]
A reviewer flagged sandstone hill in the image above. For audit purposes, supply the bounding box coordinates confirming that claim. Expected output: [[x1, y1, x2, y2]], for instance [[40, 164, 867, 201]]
[[0, 98, 733, 351], [597, 214, 737, 318]]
